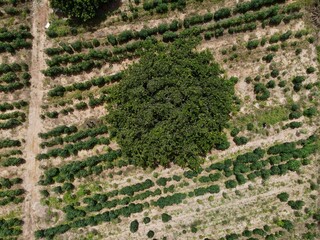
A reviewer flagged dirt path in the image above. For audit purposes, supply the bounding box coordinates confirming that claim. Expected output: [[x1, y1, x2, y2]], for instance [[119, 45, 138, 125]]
[[22, 0, 49, 239]]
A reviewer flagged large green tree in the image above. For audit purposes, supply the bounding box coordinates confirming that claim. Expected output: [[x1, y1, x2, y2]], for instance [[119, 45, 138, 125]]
[[50, 0, 108, 22], [108, 39, 234, 169]]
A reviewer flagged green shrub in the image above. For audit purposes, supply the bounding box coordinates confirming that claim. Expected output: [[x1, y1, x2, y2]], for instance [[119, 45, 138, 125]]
[[287, 121, 302, 129], [278, 80, 286, 87], [303, 107, 317, 118], [289, 111, 302, 119], [288, 200, 305, 210], [306, 66, 316, 74], [147, 230, 154, 238], [161, 213, 172, 223], [214, 8, 231, 20], [292, 76, 305, 92], [230, 128, 240, 137], [262, 53, 274, 63], [270, 69, 279, 78], [277, 192, 289, 202], [234, 136, 248, 146], [266, 80, 276, 88], [253, 228, 265, 236], [295, 48, 302, 55], [246, 39, 260, 50], [143, 217, 151, 224], [225, 180, 237, 189], [130, 220, 139, 233]]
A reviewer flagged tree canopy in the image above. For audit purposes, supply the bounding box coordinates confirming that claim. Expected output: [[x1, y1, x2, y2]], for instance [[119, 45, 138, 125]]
[[108, 39, 234, 169], [50, 0, 109, 22]]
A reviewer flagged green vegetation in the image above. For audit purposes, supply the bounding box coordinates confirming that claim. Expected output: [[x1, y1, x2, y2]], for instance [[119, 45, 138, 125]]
[[130, 220, 139, 233], [108, 39, 234, 169], [161, 213, 172, 223], [232, 106, 289, 129], [50, 0, 110, 22], [277, 192, 289, 202]]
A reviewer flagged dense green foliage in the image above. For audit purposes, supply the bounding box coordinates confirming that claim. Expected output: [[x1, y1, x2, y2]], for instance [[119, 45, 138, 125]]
[[108, 39, 234, 169], [130, 220, 139, 233], [50, 0, 109, 22], [161, 213, 172, 222], [277, 192, 289, 202], [0, 218, 23, 238]]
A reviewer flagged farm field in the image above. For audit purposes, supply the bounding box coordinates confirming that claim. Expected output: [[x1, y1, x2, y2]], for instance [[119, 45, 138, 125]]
[[0, 0, 319, 239]]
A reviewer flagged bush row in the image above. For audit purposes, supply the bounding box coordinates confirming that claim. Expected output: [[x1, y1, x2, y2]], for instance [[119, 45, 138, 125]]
[[40, 126, 108, 149], [39, 125, 78, 139], [0, 177, 22, 189], [81, 187, 161, 214], [43, 6, 300, 78], [0, 62, 28, 74], [0, 100, 28, 112], [0, 138, 21, 149], [0, 79, 29, 93], [0, 217, 23, 238], [37, 136, 318, 238], [35, 203, 144, 239], [0, 188, 25, 198], [0, 111, 26, 120], [44, 96, 109, 118], [0, 118, 23, 129], [143, 0, 186, 13], [44, 0, 291, 58], [36, 137, 110, 160], [0, 26, 32, 42], [39, 150, 121, 185], [153, 192, 187, 209], [234, 0, 285, 14], [48, 72, 123, 98], [1, 157, 25, 167]]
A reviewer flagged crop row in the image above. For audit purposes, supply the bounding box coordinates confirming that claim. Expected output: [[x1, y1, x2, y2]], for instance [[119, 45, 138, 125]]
[[43, 95, 108, 119], [38, 125, 78, 139], [0, 63, 31, 92], [0, 79, 30, 93], [0, 138, 21, 149], [0, 149, 22, 160], [142, 0, 186, 13], [45, 0, 290, 56], [36, 134, 318, 238], [0, 157, 25, 167], [0, 26, 32, 41], [36, 136, 110, 160], [41, 135, 318, 223], [0, 217, 23, 238], [39, 125, 108, 149], [221, 223, 291, 240], [0, 26, 32, 53], [38, 150, 121, 186], [0, 177, 23, 189], [0, 111, 26, 129], [0, 188, 25, 206], [47, 72, 122, 98], [42, 7, 302, 77], [246, 29, 309, 51], [0, 62, 29, 75], [0, 100, 28, 112], [45, 3, 294, 61]]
